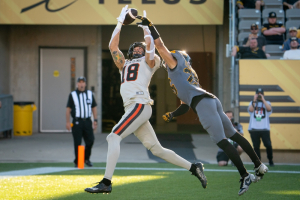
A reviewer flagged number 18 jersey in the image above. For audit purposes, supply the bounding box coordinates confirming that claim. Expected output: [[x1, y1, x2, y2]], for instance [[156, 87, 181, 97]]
[[120, 55, 160, 107]]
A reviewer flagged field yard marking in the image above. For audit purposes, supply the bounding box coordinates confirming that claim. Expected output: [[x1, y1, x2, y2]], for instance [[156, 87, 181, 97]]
[[1, 167, 300, 179]]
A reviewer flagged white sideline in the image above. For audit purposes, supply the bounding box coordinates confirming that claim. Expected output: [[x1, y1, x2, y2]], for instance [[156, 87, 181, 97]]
[[1, 167, 300, 179]]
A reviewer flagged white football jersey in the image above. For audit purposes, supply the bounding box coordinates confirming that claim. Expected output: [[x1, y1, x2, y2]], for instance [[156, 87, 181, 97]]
[[120, 55, 160, 107]]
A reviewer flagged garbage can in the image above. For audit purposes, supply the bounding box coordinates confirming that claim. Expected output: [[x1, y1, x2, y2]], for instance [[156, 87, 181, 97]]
[[13, 102, 36, 136]]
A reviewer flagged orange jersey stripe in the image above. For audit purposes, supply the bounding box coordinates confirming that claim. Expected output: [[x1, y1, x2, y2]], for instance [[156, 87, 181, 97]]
[[114, 104, 143, 134]]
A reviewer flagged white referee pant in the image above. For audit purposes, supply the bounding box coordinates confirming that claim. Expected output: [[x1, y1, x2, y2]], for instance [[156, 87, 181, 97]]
[[104, 103, 191, 180]]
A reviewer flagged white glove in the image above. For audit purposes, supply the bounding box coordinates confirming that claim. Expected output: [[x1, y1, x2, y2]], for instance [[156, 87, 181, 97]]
[[137, 10, 150, 33], [117, 5, 128, 23]]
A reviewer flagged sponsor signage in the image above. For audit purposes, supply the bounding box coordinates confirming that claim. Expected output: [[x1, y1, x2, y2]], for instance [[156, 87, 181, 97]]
[[0, 0, 223, 25], [239, 60, 300, 150]]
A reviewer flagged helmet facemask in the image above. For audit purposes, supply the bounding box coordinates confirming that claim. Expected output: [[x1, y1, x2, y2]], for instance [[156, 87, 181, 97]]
[[127, 42, 146, 60]]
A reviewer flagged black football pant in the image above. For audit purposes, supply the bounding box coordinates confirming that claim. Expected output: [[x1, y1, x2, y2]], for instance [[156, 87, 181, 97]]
[[72, 118, 94, 163], [249, 130, 273, 162]]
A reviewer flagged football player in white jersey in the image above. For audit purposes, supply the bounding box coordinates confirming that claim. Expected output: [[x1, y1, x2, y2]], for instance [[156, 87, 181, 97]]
[[85, 6, 207, 194]]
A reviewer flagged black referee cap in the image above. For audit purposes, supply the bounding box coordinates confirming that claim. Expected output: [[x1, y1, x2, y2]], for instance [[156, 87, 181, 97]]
[[77, 76, 86, 82]]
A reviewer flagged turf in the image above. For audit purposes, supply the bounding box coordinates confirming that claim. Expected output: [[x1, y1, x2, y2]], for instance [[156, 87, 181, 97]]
[[1, 163, 300, 200]]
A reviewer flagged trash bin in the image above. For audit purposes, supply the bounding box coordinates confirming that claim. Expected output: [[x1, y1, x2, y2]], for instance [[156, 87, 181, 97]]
[[13, 102, 36, 136]]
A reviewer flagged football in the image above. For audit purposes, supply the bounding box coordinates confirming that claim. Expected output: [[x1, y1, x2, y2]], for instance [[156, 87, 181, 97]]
[[123, 8, 138, 25]]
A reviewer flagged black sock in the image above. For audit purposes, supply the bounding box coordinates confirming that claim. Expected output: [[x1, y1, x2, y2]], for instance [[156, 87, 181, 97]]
[[217, 139, 248, 177], [230, 132, 261, 168], [189, 164, 197, 173], [101, 178, 111, 186]]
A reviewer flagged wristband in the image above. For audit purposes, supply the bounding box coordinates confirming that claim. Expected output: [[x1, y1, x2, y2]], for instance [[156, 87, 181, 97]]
[[116, 21, 122, 29]]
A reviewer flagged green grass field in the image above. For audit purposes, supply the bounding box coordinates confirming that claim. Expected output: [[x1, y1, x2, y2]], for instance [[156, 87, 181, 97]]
[[1, 163, 300, 200]]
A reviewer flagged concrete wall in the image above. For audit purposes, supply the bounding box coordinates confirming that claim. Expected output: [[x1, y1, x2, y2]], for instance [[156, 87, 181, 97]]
[[9, 25, 99, 133], [0, 26, 10, 95]]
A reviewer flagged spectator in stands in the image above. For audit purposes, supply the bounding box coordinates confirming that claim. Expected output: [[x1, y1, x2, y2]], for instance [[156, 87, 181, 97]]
[[262, 12, 286, 45], [237, 0, 264, 10], [216, 111, 244, 167], [283, 0, 300, 9], [297, 26, 300, 38], [243, 24, 268, 55], [231, 38, 267, 59], [283, 27, 300, 51], [283, 37, 300, 59]]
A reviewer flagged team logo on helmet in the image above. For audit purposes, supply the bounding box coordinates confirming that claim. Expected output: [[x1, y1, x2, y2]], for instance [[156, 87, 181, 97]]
[[127, 42, 146, 60]]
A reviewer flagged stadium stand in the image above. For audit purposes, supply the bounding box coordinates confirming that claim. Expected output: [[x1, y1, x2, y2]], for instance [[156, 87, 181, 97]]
[[238, 9, 261, 23], [263, 0, 283, 9], [285, 9, 300, 21], [265, 44, 284, 57], [239, 20, 261, 33]]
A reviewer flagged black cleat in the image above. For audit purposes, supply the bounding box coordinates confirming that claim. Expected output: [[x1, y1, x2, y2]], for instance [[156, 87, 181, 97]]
[[85, 182, 112, 194], [85, 160, 93, 167], [191, 162, 207, 189]]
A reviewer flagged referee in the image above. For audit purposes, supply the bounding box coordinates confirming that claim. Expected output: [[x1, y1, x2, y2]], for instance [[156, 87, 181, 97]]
[[66, 76, 97, 167]]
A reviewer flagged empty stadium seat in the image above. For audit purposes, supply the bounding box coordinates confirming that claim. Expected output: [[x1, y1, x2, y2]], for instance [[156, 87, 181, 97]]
[[263, 0, 283, 9], [239, 9, 261, 23], [286, 9, 300, 21], [262, 9, 285, 24], [265, 45, 284, 56], [239, 21, 261, 33], [267, 56, 283, 59]]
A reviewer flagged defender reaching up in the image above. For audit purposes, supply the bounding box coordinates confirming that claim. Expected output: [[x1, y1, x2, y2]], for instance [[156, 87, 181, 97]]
[[137, 11, 268, 196], [84, 6, 207, 194]]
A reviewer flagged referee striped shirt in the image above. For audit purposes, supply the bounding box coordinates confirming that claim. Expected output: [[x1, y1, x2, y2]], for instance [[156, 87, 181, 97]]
[[67, 89, 97, 119]]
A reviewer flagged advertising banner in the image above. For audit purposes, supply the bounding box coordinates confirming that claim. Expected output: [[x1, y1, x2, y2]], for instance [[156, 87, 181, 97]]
[[0, 0, 224, 25], [239, 60, 300, 150]]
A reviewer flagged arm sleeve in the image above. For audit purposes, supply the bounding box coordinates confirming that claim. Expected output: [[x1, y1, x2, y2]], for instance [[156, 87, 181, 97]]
[[66, 93, 73, 108], [91, 94, 97, 108], [171, 104, 190, 117]]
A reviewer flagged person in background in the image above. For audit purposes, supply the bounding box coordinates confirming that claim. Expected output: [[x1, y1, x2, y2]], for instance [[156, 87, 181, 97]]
[[232, 38, 267, 59], [66, 76, 97, 168], [282, 27, 300, 51], [283, 37, 300, 59], [216, 111, 244, 167], [262, 12, 285, 45], [237, 0, 264, 10], [243, 24, 267, 52], [248, 88, 274, 167], [283, 0, 300, 9]]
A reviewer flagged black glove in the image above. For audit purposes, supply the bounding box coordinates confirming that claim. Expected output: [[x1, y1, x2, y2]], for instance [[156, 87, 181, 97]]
[[136, 16, 160, 40], [162, 112, 173, 122], [136, 16, 153, 27]]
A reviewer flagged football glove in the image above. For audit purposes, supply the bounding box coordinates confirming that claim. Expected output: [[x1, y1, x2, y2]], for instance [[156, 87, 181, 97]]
[[136, 10, 153, 27], [117, 5, 128, 23], [162, 112, 174, 122], [137, 10, 150, 32]]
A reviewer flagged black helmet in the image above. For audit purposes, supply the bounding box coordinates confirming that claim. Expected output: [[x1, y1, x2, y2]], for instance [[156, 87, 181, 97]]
[[127, 42, 146, 60]]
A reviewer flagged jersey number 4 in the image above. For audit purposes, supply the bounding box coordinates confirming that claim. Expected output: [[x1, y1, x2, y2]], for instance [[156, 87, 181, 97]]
[[121, 63, 140, 83]]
